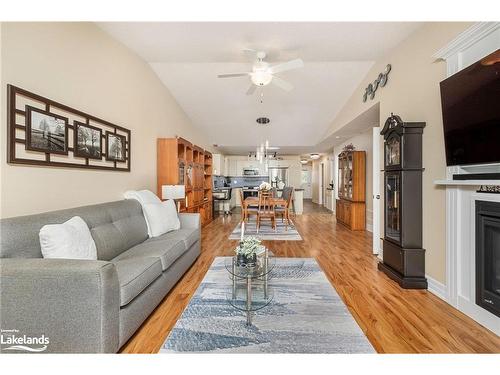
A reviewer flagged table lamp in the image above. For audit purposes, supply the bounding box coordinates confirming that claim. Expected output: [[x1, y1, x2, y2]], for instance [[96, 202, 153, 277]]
[[162, 185, 185, 212]]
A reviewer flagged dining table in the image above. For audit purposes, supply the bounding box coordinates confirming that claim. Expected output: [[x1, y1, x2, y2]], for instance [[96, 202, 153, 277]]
[[242, 196, 290, 225]]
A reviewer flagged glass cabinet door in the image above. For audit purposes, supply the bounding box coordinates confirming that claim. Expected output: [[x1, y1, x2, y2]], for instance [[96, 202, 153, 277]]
[[385, 135, 401, 167], [338, 156, 345, 198], [385, 172, 401, 243], [186, 164, 193, 188], [347, 154, 353, 199], [178, 162, 185, 185]]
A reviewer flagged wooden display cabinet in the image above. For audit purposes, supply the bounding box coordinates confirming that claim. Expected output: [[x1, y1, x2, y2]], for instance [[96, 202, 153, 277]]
[[336, 150, 366, 230], [157, 137, 213, 226]]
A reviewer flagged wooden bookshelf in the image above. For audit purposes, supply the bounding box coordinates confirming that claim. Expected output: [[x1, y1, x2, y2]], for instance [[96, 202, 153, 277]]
[[157, 137, 213, 226]]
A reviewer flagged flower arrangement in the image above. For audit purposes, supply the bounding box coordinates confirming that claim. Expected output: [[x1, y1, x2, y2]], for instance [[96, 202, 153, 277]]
[[259, 181, 272, 191], [235, 236, 265, 267]]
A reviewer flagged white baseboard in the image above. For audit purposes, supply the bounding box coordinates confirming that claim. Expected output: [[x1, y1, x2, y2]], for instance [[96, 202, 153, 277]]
[[365, 223, 373, 233], [426, 275, 447, 301]]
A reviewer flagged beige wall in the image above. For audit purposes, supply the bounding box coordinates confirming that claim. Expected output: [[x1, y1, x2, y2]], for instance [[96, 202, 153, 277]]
[[333, 129, 373, 229], [0, 22, 210, 218], [323, 22, 473, 283]]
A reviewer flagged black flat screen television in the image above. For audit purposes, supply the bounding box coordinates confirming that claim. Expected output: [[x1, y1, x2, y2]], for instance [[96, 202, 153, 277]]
[[440, 49, 500, 166]]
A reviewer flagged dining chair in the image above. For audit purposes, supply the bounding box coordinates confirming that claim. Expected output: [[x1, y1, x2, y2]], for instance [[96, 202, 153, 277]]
[[256, 190, 276, 233], [239, 188, 258, 223], [276, 187, 294, 230]]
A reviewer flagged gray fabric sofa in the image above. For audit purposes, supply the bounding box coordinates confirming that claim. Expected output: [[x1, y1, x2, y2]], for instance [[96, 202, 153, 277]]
[[0, 199, 200, 353]]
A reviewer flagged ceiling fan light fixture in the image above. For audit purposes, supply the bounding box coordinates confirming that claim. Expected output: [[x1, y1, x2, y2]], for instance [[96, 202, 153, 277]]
[[300, 160, 309, 165], [251, 70, 273, 86]]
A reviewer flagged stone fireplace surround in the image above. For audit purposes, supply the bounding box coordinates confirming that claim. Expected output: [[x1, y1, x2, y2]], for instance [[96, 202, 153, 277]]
[[433, 22, 500, 335]]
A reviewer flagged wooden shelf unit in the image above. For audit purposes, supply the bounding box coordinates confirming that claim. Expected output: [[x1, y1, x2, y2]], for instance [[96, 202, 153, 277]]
[[336, 150, 366, 230], [157, 137, 213, 226]]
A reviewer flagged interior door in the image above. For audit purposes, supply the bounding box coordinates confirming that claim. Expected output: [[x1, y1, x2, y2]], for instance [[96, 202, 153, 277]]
[[372, 126, 382, 256], [301, 167, 312, 198], [320, 162, 325, 205]]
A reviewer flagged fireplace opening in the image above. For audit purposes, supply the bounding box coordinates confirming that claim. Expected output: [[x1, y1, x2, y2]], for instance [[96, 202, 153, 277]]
[[476, 200, 500, 318]]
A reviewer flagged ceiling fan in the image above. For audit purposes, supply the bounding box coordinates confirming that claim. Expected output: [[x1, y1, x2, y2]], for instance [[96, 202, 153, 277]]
[[217, 50, 304, 95]]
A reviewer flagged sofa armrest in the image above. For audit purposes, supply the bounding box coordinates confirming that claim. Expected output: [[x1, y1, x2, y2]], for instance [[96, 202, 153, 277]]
[[0, 258, 120, 353], [178, 213, 201, 230]]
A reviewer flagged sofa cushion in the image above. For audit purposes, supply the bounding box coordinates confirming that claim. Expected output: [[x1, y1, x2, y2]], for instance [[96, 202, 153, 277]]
[[148, 228, 199, 250], [142, 200, 181, 237], [39, 216, 97, 260], [113, 237, 186, 272], [113, 257, 162, 307]]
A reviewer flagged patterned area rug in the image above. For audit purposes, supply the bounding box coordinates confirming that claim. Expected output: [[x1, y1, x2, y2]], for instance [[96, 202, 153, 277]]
[[161, 258, 375, 353], [228, 218, 302, 241]]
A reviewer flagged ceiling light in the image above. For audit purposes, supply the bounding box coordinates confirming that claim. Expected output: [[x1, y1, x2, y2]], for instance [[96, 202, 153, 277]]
[[256, 117, 270, 125], [251, 70, 273, 86], [310, 153, 320, 160], [300, 160, 308, 165], [335, 136, 341, 139]]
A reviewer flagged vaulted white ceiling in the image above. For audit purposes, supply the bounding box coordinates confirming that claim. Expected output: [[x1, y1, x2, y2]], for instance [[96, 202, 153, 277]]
[[98, 22, 421, 154]]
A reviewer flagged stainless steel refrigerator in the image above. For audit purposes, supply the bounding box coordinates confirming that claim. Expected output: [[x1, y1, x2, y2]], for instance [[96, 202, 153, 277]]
[[268, 167, 288, 188]]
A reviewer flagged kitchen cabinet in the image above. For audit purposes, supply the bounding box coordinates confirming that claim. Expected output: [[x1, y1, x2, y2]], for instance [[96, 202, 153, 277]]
[[325, 189, 334, 211], [236, 160, 266, 176], [229, 188, 238, 208], [234, 188, 242, 207], [228, 158, 238, 176], [212, 153, 223, 175]]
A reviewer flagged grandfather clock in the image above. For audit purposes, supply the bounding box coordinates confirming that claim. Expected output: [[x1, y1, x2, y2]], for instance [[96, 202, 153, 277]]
[[378, 114, 427, 289]]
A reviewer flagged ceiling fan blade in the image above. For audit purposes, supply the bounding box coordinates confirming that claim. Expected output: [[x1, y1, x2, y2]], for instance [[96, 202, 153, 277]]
[[272, 76, 293, 92], [246, 85, 257, 96], [269, 59, 304, 74], [217, 73, 249, 78], [243, 48, 257, 56]]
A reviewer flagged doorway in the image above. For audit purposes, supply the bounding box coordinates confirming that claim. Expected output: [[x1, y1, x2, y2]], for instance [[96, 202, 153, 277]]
[[301, 167, 312, 199], [319, 162, 325, 205]]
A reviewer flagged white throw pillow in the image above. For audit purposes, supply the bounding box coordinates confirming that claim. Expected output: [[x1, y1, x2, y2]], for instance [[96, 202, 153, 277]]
[[142, 200, 181, 237], [124, 190, 162, 237], [39, 216, 97, 260]]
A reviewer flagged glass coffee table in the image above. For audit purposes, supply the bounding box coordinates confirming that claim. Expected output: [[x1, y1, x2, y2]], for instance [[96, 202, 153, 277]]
[[224, 250, 275, 325]]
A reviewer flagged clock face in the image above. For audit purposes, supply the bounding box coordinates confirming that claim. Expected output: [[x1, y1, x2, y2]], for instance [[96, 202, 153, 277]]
[[386, 136, 400, 166]]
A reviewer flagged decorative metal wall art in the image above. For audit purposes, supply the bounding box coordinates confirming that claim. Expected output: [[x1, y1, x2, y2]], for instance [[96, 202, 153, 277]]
[[363, 64, 391, 102], [343, 143, 356, 152], [7, 85, 131, 171]]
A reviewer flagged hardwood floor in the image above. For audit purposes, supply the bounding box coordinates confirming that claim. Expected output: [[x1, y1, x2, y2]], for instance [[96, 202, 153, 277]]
[[120, 204, 500, 353]]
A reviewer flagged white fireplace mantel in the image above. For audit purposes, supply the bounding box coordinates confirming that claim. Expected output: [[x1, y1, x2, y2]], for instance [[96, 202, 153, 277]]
[[431, 22, 500, 335], [435, 180, 500, 186]]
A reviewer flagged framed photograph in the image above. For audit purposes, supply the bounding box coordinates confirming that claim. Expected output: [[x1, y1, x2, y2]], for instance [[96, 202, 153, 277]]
[[25, 105, 68, 155], [106, 132, 126, 162], [74, 121, 102, 159]]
